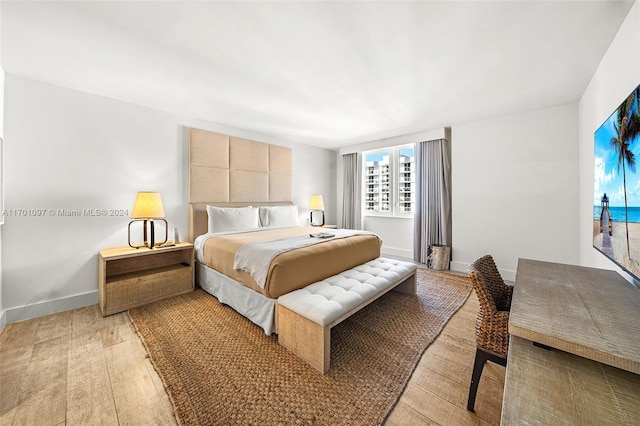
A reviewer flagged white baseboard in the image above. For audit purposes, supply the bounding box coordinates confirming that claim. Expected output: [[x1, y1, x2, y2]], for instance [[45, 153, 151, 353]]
[[0, 309, 6, 334], [450, 261, 516, 283], [381, 246, 413, 260], [5, 291, 98, 324], [449, 261, 469, 275]]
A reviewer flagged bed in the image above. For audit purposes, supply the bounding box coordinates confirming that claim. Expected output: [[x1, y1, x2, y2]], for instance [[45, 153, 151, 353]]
[[190, 203, 381, 334], [188, 129, 381, 334]]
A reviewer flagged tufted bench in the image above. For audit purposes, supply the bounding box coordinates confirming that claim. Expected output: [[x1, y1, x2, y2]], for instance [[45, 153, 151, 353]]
[[277, 257, 418, 373]]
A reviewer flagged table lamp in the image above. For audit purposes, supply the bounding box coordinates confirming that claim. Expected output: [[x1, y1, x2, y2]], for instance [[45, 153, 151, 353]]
[[309, 194, 325, 226], [128, 191, 168, 249]]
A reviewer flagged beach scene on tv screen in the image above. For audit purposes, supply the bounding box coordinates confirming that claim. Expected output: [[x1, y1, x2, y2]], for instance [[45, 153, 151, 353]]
[[594, 83, 640, 279]]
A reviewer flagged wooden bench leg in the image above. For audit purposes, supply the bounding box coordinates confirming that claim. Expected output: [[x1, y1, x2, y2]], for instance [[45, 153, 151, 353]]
[[277, 267, 417, 374], [393, 272, 416, 295], [277, 305, 330, 374]]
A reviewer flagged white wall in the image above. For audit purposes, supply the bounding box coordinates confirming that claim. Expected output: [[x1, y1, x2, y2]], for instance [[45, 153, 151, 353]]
[[0, 1, 5, 332], [292, 144, 337, 225], [334, 108, 581, 275], [2, 75, 337, 323], [0, 73, 4, 329], [579, 2, 640, 277], [0, 224, 3, 332], [450, 103, 580, 280], [362, 216, 413, 258]]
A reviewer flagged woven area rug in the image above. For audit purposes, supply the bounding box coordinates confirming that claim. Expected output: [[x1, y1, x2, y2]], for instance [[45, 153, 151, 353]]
[[129, 268, 472, 426]]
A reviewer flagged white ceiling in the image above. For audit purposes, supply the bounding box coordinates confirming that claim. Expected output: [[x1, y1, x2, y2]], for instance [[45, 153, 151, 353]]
[[1, 1, 634, 149]]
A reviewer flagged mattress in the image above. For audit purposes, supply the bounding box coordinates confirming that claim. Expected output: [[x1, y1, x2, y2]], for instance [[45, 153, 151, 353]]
[[195, 226, 382, 298]]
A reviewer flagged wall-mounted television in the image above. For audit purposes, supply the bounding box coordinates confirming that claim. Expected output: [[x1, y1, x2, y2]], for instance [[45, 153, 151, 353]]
[[593, 83, 640, 281]]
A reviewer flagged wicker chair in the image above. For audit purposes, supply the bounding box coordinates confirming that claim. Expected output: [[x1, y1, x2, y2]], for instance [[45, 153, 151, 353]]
[[467, 255, 513, 412]]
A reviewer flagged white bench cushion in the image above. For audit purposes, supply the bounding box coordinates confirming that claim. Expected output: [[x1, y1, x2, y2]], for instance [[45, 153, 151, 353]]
[[278, 257, 417, 326]]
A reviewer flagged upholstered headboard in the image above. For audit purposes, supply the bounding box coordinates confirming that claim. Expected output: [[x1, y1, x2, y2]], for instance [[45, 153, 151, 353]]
[[188, 128, 293, 241]]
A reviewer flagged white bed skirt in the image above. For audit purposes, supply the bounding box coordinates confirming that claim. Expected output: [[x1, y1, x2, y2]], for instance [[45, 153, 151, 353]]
[[196, 262, 277, 335]]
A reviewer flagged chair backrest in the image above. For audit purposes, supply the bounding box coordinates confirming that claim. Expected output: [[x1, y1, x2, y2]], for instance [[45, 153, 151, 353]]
[[468, 255, 511, 312], [469, 254, 511, 357]]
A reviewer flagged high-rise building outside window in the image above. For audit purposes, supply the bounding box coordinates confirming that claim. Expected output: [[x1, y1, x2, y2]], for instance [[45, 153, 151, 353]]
[[363, 145, 414, 216]]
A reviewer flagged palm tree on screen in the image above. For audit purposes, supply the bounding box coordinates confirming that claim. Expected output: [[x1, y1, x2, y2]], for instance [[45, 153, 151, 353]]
[[611, 90, 640, 258]]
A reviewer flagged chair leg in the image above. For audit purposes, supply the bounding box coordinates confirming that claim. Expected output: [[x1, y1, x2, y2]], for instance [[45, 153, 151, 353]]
[[467, 348, 507, 412], [467, 348, 486, 412]]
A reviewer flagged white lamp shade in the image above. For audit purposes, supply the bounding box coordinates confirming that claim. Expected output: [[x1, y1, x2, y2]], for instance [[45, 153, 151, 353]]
[[130, 191, 165, 219], [309, 194, 325, 211]]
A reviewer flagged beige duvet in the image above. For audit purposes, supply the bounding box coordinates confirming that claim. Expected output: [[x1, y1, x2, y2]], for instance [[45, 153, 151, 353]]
[[200, 226, 382, 298]]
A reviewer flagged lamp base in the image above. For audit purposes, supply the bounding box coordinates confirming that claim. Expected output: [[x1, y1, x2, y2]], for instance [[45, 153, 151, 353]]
[[310, 210, 325, 227], [128, 218, 168, 249]]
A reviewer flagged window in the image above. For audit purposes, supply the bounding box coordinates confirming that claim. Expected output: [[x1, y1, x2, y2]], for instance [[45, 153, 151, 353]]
[[363, 145, 415, 216]]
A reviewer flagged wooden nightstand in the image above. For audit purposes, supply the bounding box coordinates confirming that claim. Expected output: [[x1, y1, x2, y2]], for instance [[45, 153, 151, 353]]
[[98, 242, 194, 316]]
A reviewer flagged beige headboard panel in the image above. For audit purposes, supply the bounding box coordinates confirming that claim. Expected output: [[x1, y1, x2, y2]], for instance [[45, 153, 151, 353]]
[[188, 128, 293, 241], [190, 129, 292, 203]]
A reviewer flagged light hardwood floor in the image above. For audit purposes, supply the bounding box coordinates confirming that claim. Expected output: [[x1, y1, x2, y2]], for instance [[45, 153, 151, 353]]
[[0, 292, 504, 425]]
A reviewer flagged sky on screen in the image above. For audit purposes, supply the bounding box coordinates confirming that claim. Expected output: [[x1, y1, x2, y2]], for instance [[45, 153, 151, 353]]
[[594, 97, 640, 207]]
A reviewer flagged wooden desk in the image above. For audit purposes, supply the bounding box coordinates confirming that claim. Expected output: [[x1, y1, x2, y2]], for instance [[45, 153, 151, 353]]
[[502, 336, 640, 425], [502, 259, 640, 424]]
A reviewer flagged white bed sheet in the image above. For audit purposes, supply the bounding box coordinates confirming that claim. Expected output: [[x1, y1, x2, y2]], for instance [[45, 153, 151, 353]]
[[196, 261, 277, 335]]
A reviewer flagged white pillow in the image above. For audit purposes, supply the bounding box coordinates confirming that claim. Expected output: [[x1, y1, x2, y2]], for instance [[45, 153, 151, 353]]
[[259, 205, 300, 228], [206, 205, 259, 233]]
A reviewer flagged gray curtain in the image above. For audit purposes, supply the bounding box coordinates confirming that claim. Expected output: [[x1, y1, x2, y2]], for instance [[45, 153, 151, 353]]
[[341, 152, 362, 229], [413, 139, 452, 263]]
